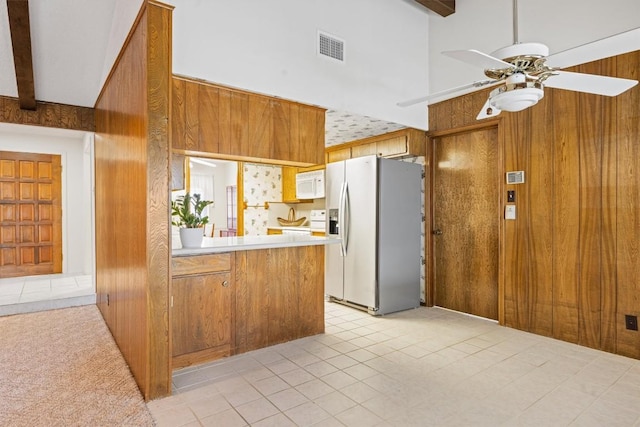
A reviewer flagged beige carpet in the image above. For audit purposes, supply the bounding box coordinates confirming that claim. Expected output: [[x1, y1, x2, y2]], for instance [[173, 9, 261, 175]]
[[0, 305, 154, 426]]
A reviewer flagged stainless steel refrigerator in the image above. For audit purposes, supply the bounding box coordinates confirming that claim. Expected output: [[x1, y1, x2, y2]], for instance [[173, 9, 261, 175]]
[[325, 155, 421, 315]]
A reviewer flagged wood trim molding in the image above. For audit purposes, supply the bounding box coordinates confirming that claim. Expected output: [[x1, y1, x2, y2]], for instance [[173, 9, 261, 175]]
[[6, 0, 36, 110], [413, 0, 455, 17]]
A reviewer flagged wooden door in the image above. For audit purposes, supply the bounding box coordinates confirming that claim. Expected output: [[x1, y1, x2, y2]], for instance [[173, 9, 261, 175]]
[[432, 128, 499, 320], [0, 151, 62, 278]]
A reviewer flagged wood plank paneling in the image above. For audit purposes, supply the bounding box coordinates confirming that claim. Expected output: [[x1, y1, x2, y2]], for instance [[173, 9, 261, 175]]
[[551, 86, 580, 344], [185, 80, 199, 151], [616, 51, 640, 359], [577, 61, 603, 350], [428, 49, 640, 360], [145, 1, 172, 400], [95, 1, 172, 400], [526, 93, 554, 337], [171, 78, 186, 150], [198, 84, 219, 154]]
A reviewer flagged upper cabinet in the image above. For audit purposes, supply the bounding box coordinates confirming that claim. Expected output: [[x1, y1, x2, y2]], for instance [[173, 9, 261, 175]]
[[172, 76, 325, 166], [325, 128, 426, 163]]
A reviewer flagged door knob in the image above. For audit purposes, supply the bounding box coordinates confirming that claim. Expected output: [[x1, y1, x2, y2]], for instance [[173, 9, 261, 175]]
[[432, 229, 443, 236], [221, 280, 230, 287]]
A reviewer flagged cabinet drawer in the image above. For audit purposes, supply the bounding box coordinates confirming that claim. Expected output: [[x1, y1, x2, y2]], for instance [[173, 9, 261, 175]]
[[172, 253, 231, 277]]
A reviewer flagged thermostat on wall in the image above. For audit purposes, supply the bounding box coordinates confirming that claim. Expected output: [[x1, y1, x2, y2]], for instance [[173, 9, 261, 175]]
[[506, 171, 525, 184]]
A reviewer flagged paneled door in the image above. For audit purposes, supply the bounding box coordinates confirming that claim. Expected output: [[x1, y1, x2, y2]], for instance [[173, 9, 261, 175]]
[[432, 127, 499, 320], [0, 151, 62, 278]]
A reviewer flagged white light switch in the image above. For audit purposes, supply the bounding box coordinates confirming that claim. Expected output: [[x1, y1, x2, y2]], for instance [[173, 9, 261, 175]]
[[505, 205, 516, 220]]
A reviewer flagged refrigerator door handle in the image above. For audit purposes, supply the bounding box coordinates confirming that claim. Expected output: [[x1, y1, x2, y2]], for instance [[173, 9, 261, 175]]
[[343, 182, 350, 254], [339, 182, 347, 257]]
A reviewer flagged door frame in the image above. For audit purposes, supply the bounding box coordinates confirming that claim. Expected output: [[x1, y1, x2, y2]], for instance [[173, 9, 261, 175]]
[[425, 121, 505, 324]]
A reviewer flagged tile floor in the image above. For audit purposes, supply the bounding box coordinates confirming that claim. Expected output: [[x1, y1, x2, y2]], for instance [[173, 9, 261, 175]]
[[0, 274, 95, 316], [147, 302, 640, 426]]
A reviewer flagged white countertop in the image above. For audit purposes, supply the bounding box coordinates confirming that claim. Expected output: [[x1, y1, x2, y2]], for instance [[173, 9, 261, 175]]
[[267, 226, 326, 232], [173, 234, 340, 256]]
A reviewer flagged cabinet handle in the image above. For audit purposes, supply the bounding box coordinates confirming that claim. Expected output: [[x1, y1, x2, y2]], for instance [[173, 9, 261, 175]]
[[222, 280, 230, 287]]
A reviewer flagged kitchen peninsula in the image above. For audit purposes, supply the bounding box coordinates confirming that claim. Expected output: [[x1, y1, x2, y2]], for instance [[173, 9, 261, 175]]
[[171, 234, 339, 369]]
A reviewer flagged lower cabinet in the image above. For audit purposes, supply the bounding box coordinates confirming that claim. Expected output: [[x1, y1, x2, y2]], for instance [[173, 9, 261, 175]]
[[171, 254, 234, 369], [170, 246, 325, 370]]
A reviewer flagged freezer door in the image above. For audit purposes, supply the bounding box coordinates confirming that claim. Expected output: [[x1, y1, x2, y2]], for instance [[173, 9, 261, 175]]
[[377, 158, 421, 314], [325, 161, 345, 299], [343, 156, 377, 308]]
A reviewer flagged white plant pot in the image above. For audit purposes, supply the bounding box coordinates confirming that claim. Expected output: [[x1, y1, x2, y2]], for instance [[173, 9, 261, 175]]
[[179, 227, 204, 248]]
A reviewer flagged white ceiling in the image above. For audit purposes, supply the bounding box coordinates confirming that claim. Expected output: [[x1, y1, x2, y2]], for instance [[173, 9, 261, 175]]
[[0, 0, 142, 108], [0, 0, 411, 147]]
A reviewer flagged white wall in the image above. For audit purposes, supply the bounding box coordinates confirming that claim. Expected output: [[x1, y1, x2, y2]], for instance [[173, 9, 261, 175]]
[[0, 124, 94, 275], [169, 0, 430, 130], [428, 0, 640, 101]]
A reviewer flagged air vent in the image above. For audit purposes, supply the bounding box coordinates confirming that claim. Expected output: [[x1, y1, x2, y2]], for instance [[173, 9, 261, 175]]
[[318, 31, 344, 62]]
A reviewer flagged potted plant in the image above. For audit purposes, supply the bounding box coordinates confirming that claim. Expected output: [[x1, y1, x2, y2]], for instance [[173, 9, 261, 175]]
[[171, 192, 214, 248]]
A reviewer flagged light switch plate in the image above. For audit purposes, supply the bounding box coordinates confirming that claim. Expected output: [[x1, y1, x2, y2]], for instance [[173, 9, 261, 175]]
[[505, 205, 516, 220]]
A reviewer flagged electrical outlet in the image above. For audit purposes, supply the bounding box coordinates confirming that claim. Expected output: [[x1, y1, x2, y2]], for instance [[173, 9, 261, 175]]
[[625, 315, 638, 331]]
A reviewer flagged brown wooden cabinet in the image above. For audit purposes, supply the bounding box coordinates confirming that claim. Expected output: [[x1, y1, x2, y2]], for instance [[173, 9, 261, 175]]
[[171, 253, 234, 368], [172, 76, 325, 165], [325, 128, 425, 163]]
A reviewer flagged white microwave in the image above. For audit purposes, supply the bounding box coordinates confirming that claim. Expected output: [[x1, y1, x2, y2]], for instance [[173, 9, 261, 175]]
[[295, 170, 325, 199]]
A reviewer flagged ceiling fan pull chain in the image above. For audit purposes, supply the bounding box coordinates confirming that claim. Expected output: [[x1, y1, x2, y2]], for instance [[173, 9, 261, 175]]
[[513, 0, 519, 44]]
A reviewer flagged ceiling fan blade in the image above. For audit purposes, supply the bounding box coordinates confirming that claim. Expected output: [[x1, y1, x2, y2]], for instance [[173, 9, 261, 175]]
[[476, 97, 501, 120], [397, 80, 498, 107], [443, 49, 513, 70], [546, 27, 640, 69], [544, 71, 638, 96]]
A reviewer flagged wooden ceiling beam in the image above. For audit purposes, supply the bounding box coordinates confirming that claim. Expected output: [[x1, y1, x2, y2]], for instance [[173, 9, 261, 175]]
[[414, 0, 455, 17], [7, 0, 36, 110]]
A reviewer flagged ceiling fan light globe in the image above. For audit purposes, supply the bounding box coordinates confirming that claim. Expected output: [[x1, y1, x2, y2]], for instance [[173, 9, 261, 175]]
[[491, 87, 544, 112]]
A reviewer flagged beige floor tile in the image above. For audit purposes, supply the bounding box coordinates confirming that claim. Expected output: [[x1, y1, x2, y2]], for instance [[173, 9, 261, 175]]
[[147, 302, 640, 427], [235, 397, 280, 424]]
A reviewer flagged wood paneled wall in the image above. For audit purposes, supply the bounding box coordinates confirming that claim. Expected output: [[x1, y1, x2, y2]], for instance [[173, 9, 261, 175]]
[[429, 50, 640, 359], [0, 95, 94, 131], [94, 1, 173, 400]]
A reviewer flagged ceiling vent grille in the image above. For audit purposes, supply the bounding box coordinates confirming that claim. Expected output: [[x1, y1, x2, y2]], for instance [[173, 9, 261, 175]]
[[318, 31, 344, 62]]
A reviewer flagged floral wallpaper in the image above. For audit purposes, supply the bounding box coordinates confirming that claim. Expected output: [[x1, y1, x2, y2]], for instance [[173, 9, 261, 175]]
[[243, 163, 282, 235]]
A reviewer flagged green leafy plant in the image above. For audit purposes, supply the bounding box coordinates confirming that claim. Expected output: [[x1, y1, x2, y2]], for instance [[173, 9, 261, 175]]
[[171, 192, 214, 228]]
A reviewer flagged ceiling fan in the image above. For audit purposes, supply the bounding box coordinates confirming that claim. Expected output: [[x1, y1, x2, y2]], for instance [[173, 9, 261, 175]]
[[399, 0, 639, 120]]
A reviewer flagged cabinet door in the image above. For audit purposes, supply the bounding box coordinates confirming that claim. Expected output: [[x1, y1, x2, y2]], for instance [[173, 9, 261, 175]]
[[218, 89, 249, 157], [296, 104, 325, 165], [247, 95, 272, 159], [376, 135, 408, 157], [172, 272, 232, 357], [272, 100, 292, 161], [351, 143, 378, 158], [281, 166, 298, 202]]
